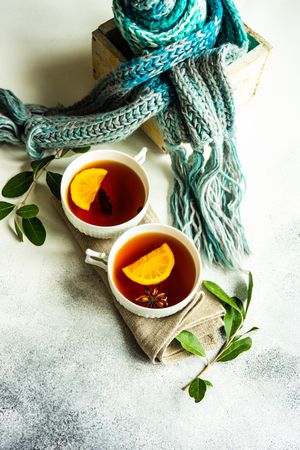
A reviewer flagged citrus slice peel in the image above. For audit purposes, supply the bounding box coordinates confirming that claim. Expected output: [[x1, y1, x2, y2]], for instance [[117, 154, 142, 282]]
[[70, 167, 107, 210], [122, 242, 175, 285]]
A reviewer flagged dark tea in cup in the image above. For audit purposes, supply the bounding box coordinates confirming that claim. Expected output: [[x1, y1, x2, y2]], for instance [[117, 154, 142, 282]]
[[112, 232, 196, 309], [67, 160, 146, 227], [85, 223, 201, 318]]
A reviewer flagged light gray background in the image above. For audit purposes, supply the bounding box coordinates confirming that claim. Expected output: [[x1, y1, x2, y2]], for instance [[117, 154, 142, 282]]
[[0, 1, 299, 449]]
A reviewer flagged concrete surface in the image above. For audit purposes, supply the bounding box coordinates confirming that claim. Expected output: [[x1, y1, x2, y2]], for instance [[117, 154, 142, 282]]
[[0, 1, 299, 449]]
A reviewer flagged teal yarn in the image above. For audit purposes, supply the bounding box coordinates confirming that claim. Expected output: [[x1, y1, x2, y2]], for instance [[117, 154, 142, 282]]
[[0, 0, 249, 269]]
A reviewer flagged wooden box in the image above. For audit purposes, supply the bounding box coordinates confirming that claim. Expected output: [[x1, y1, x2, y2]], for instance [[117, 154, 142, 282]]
[[92, 19, 272, 152]]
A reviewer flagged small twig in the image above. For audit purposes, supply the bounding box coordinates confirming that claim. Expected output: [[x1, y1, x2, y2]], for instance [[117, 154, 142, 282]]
[[182, 362, 213, 391], [182, 323, 245, 391]]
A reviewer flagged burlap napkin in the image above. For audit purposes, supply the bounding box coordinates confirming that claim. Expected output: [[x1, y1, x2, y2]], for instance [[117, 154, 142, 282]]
[[55, 200, 225, 363]]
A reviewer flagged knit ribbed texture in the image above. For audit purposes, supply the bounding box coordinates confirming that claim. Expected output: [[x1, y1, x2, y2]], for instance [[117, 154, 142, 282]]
[[0, 0, 249, 268]]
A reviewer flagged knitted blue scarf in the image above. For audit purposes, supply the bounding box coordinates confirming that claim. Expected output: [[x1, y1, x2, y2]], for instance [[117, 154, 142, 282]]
[[0, 0, 249, 268]]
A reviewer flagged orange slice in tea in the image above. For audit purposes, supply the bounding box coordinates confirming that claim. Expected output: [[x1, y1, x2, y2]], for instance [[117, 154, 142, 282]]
[[70, 168, 108, 210], [122, 243, 175, 285]]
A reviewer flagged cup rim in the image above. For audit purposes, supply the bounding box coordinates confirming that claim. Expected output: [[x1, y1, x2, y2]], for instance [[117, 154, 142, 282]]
[[60, 149, 150, 232], [107, 223, 202, 313]]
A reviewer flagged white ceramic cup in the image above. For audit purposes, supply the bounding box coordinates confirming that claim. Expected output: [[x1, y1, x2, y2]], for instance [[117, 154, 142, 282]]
[[85, 223, 202, 318], [60, 147, 150, 239]]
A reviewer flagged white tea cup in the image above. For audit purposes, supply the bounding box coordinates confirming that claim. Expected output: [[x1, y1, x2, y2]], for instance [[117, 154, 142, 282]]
[[60, 147, 150, 239], [85, 223, 202, 318]]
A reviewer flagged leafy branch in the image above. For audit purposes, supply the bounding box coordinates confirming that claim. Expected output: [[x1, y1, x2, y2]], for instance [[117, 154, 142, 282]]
[[176, 272, 258, 403], [0, 146, 90, 245]]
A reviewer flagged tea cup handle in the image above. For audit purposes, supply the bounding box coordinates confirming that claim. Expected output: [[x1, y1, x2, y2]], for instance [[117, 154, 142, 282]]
[[85, 248, 108, 272], [134, 147, 147, 166]]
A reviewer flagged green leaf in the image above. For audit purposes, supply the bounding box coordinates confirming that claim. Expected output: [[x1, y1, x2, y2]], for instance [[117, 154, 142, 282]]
[[60, 148, 79, 157], [217, 337, 252, 362], [246, 272, 253, 314], [203, 280, 242, 314], [176, 330, 206, 357], [224, 306, 243, 340], [31, 156, 54, 175], [14, 218, 23, 241], [230, 327, 259, 343], [0, 201, 15, 219], [240, 327, 259, 338], [2, 171, 34, 198], [71, 146, 91, 154], [22, 217, 46, 246], [60, 149, 74, 158], [231, 295, 245, 318], [16, 204, 39, 219], [204, 380, 213, 388], [46, 171, 62, 200], [61, 146, 91, 157], [188, 378, 207, 403], [245, 326, 259, 334]]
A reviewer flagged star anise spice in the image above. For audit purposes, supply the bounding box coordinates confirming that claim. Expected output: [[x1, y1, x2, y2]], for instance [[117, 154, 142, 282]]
[[135, 286, 168, 308], [98, 188, 112, 215]]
